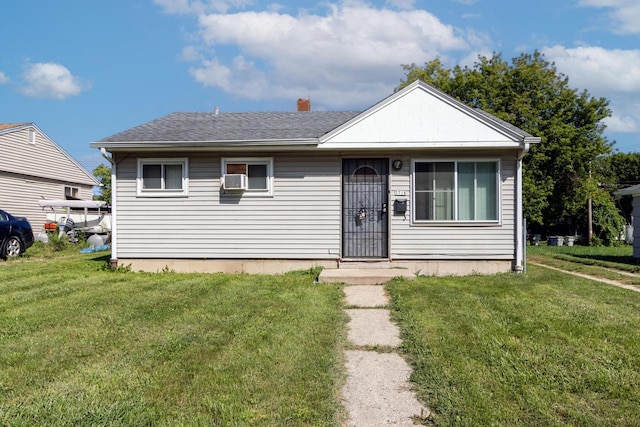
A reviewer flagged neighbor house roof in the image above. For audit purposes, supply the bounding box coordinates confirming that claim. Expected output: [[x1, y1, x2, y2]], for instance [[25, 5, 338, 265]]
[[0, 123, 28, 133], [614, 184, 640, 198]]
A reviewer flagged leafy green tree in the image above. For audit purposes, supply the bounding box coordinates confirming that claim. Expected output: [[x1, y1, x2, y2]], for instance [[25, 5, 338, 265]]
[[92, 163, 112, 202], [399, 52, 619, 242], [598, 152, 640, 188], [597, 152, 640, 225]]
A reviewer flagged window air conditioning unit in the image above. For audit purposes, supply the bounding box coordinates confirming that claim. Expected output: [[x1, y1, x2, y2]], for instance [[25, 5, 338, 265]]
[[223, 174, 248, 191]]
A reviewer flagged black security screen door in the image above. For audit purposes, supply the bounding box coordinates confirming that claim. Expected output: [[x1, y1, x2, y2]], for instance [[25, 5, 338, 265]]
[[342, 158, 389, 258]]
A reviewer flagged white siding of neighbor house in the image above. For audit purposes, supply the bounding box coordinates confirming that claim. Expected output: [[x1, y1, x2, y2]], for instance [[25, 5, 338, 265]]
[[0, 125, 97, 229], [0, 126, 97, 186], [114, 153, 342, 259], [0, 172, 94, 230], [114, 151, 517, 261], [389, 152, 516, 260]]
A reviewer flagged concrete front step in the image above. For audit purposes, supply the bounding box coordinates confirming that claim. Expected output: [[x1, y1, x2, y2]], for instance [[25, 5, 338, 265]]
[[318, 268, 415, 285], [338, 261, 392, 269]]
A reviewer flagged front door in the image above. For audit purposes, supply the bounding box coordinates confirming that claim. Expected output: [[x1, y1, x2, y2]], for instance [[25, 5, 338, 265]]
[[342, 158, 389, 258]]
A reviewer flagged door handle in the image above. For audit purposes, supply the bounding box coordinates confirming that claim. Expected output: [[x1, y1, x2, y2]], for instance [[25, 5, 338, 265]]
[[382, 203, 387, 214]]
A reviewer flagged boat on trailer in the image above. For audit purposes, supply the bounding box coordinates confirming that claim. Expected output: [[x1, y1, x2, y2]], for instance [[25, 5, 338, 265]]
[[38, 199, 111, 242]]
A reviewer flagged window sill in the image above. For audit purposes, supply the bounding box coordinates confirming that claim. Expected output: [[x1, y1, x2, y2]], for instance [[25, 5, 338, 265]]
[[411, 220, 501, 227], [136, 192, 189, 198], [222, 191, 274, 198]]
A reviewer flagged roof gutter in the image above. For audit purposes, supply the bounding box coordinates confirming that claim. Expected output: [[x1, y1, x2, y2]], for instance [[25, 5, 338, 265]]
[[100, 147, 114, 165], [90, 138, 320, 151]]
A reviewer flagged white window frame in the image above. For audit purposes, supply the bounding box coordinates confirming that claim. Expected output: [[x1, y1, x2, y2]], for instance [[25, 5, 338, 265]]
[[411, 158, 501, 225], [137, 158, 189, 197], [28, 128, 36, 144], [221, 157, 274, 196], [64, 186, 79, 199]]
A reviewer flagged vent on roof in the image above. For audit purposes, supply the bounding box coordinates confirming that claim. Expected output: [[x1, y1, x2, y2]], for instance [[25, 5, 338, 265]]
[[214, 106, 220, 116], [297, 98, 310, 112]]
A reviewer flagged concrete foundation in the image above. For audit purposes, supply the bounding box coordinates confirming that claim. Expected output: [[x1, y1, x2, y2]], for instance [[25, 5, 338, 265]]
[[112, 258, 513, 276], [114, 258, 338, 274]]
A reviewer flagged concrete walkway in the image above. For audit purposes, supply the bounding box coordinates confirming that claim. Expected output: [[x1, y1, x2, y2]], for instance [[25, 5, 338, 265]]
[[319, 268, 415, 285], [341, 285, 429, 426]]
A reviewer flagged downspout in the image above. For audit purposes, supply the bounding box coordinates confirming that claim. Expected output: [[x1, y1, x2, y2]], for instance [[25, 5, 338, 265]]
[[100, 148, 118, 269], [514, 142, 530, 273]]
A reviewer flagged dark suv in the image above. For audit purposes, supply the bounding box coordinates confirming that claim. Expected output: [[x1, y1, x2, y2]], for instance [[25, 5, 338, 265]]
[[0, 209, 34, 259]]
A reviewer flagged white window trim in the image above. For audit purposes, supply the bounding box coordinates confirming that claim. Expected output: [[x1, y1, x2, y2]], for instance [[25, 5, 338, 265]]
[[64, 186, 79, 199], [411, 158, 502, 225], [137, 158, 189, 197], [221, 157, 274, 197]]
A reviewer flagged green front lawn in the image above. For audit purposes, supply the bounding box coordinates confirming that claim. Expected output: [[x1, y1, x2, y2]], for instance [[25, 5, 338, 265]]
[[389, 267, 640, 426], [0, 250, 347, 426], [4, 245, 640, 426]]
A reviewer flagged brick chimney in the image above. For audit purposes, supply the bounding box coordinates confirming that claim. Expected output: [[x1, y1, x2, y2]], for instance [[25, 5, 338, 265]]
[[297, 98, 310, 112]]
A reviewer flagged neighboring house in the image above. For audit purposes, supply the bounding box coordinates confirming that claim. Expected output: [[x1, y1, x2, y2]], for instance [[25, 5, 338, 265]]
[[0, 123, 99, 231], [614, 184, 640, 257], [91, 80, 540, 275]]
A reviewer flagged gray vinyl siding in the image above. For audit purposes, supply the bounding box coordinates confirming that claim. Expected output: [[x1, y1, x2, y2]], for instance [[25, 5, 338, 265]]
[[389, 153, 516, 260], [0, 127, 96, 186], [115, 151, 518, 261], [115, 153, 342, 259], [0, 172, 93, 231]]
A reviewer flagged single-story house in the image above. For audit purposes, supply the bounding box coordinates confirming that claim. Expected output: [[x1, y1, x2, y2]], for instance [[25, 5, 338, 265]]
[[0, 123, 99, 231], [91, 80, 540, 275], [614, 184, 640, 257]]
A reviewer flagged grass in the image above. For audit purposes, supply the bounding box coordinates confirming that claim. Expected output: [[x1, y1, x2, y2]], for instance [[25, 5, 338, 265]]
[[528, 244, 639, 272], [388, 268, 640, 426], [0, 247, 347, 426], [5, 242, 640, 426], [527, 244, 640, 288]]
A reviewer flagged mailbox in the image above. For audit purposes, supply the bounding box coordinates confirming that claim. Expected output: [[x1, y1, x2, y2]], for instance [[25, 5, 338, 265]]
[[394, 199, 407, 214]]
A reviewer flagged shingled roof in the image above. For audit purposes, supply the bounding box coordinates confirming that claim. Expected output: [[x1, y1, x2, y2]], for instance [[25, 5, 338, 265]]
[[99, 111, 361, 143]]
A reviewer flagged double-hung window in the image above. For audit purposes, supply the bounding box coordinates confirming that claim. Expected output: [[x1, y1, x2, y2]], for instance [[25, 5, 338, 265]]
[[222, 157, 273, 195], [137, 158, 188, 196], [413, 160, 499, 223]]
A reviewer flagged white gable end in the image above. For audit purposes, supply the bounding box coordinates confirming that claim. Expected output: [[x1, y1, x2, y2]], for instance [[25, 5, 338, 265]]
[[320, 81, 524, 148]]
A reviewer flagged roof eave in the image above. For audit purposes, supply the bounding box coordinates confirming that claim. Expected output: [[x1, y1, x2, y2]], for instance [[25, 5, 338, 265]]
[[91, 138, 320, 152], [614, 184, 640, 198]]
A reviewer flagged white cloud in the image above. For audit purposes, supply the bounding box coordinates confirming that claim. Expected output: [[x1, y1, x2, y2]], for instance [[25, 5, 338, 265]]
[[542, 45, 640, 94], [180, 45, 202, 61], [20, 62, 89, 100], [154, 0, 192, 14], [578, 0, 640, 34], [154, 0, 253, 14], [543, 44, 640, 143], [0, 71, 9, 84], [385, 0, 416, 9], [184, 3, 474, 108], [605, 114, 638, 133]]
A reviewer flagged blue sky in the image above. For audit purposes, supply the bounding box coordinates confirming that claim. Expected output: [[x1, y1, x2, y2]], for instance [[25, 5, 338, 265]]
[[1, 0, 639, 173]]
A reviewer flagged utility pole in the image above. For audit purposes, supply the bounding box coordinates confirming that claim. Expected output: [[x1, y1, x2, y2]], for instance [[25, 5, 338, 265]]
[[588, 197, 593, 245]]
